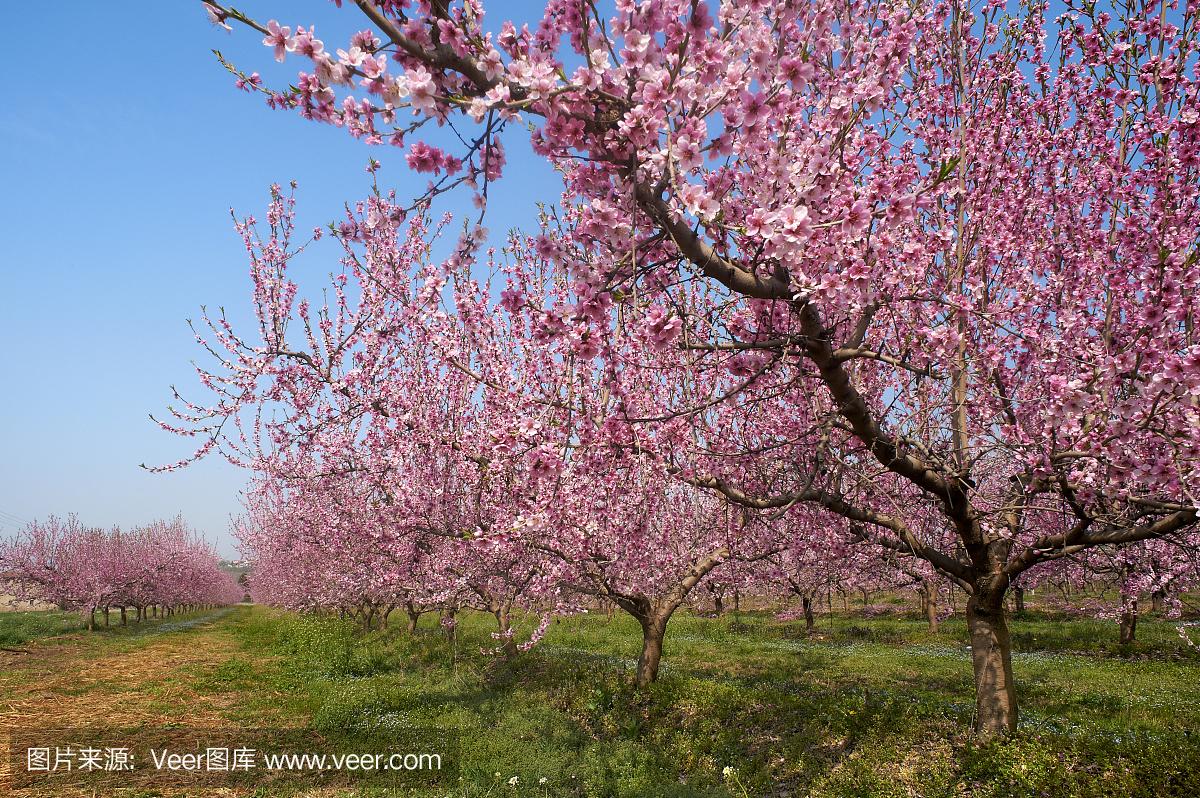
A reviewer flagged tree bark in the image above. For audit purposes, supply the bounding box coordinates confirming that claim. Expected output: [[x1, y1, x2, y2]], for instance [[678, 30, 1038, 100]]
[[1119, 599, 1138, 644], [802, 596, 815, 632], [405, 602, 422, 634], [120, 606, 127, 626], [103, 607, 110, 627], [87, 609, 96, 632], [966, 595, 1018, 735], [1013, 585, 1025, 613], [493, 605, 517, 658], [636, 614, 667, 687], [923, 583, 939, 633], [1151, 590, 1165, 615]]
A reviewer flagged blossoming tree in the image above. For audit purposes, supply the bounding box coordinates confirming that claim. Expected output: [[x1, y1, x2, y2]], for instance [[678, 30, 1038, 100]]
[[192, 0, 1200, 734], [1, 516, 241, 628]]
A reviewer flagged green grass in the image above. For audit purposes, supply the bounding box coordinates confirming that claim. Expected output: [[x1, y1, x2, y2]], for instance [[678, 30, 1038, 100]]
[[0, 609, 85, 646], [0, 605, 233, 648], [191, 605, 1200, 798]]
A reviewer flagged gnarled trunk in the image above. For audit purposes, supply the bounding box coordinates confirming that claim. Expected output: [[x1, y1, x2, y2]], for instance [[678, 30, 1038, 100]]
[[636, 613, 667, 687], [617, 547, 728, 688], [1119, 599, 1138, 644], [405, 602, 422, 634], [966, 595, 1017, 735], [493, 604, 517, 658], [923, 583, 939, 633]]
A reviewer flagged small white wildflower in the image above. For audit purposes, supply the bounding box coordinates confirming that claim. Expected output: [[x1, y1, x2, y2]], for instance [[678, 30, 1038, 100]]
[[508, 775, 520, 786]]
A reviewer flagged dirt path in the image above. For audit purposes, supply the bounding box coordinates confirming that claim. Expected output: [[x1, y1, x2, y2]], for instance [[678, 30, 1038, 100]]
[[0, 609, 241, 729], [0, 609, 256, 795]]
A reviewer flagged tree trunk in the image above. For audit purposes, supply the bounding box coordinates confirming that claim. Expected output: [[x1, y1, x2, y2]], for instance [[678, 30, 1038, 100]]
[[712, 593, 724, 616], [802, 596, 815, 632], [733, 589, 740, 613], [636, 614, 667, 687], [924, 584, 939, 633], [87, 609, 96, 632], [1119, 600, 1138, 644], [966, 595, 1018, 735], [1013, 585, 1025, 613], [493, 605, 517, 658], [1151, 590, 1165, 615], [406, 603, 421, 634], [120, 607, 127, 626], [103, 607, 110, 627]]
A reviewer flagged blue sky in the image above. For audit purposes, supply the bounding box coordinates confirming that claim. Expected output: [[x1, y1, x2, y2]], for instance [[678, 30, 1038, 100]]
[[0, 2, 560, 556]]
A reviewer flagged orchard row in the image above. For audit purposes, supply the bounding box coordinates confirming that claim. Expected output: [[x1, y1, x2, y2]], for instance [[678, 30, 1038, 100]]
[[163, 0, 1200, 735], [1, 517, 243, 628]]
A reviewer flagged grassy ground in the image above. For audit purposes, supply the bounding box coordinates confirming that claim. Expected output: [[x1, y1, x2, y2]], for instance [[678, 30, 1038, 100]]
[[0, 609, 86, 646], [0, 606, 229, 647], [2, 604, 1199, 797]]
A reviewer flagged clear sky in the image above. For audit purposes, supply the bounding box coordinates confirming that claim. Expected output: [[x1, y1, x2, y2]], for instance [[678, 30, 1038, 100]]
[[0, 2, 560, 556]]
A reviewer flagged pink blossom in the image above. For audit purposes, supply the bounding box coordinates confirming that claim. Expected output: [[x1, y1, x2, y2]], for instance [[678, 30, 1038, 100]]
[[263, 20, 293, 62]]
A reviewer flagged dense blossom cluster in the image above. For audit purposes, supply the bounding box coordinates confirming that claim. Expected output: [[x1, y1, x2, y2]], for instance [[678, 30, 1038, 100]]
[[179, 0, 1200, 734], [0, 516, 242, 627]]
